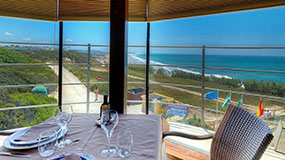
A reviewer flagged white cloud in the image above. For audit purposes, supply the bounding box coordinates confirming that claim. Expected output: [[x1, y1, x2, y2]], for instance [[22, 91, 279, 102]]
[[4, 32, 12, 36], [22, 38, 31, 41]]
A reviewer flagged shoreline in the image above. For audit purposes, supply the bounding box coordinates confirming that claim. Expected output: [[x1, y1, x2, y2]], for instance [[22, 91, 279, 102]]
[[129, 54, 233, 79]]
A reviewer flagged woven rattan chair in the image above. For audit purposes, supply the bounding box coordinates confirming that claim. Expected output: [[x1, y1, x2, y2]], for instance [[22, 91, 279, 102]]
[[163, 104, 273, 160]]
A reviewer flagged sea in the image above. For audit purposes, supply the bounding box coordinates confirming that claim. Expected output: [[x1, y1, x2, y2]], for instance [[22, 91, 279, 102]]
[[129, 53, 285, 83]]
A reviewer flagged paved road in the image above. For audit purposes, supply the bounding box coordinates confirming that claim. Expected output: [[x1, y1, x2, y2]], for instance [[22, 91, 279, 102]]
[[49, 65, 142, 114], [49, 65, 101, 113]]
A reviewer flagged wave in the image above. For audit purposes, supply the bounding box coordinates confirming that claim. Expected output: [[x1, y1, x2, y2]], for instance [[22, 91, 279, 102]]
[[128, 54, 232, 79], [129, 54, 172, 72]]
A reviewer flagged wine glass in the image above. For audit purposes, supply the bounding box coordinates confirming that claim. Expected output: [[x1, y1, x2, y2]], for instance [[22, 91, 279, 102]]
[[55, 112, 72, 148], [116, 131, 133, 158], [100, 111, 119, 158], [38, 130, 57, 157]]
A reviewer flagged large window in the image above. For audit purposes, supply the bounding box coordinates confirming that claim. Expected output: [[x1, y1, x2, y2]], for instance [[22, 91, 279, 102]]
[[127, 22, 147, 114], [0, 7, 284, 133], [142, 7, 285, 131], [0, 17, 59, 130], [62, 22, 110, 114]]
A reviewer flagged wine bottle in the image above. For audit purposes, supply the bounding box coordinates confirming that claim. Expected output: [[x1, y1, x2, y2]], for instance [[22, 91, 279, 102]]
[[100, 94, 110, 123]]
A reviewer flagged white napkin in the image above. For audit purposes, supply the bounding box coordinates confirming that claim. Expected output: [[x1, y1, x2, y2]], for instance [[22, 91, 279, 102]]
[[62, 153, 81, 160], [15, 118, 60, 141]]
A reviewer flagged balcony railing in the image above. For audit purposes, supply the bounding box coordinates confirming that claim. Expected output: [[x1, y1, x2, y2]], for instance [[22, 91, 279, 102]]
[[0, 41, 284, 130]]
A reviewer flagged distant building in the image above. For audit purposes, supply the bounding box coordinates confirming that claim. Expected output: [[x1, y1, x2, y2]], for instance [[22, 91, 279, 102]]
[[141, 93, 174, 114], [127, 87, 145, 101]]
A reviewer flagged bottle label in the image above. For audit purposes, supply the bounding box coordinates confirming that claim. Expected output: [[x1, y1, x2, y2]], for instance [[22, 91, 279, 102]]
[[102, 104, 110, 109], [101, 104, 110, 123], [102, 109, 110, 122]]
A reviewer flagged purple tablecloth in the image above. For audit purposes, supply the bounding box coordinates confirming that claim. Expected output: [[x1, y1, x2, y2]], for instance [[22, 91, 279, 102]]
[[0, 113, 163, 160]]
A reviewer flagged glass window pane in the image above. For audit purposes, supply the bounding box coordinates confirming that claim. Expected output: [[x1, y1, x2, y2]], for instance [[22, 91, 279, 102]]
[[0, 16, 59, 130]]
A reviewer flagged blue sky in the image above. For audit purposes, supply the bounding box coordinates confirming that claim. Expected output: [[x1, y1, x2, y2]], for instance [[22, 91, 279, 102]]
[[0, 6, 284, 55]]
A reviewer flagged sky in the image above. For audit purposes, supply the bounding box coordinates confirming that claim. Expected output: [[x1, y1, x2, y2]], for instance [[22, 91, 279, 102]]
[[0, 6, 284, 55]]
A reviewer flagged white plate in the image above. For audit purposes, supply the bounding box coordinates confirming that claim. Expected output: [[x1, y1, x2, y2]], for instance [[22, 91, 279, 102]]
[[10, 126, 62, 146], [48, 151, 96, 160], [4, 127, 66, 150]]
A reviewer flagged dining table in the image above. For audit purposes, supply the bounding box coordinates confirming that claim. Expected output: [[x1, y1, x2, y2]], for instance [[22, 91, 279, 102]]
[[0, 113, 165, 160]]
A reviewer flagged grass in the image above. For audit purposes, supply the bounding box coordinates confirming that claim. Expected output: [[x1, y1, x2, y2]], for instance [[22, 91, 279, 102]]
[[64, 61, 284, 128], [66, 65, 285, 111], [65, 65, 143, 95], [0, 47, 59, 129], [150, 74, 285, 109]]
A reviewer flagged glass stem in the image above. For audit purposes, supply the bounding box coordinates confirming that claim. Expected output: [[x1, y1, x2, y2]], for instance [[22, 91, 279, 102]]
[[107, 132, 111, 152], [61, 126, 66, 142]]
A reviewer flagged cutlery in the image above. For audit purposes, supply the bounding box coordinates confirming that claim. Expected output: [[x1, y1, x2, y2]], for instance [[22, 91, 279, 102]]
[[72, 138, 80, 143], [0, 151, 31, 158]]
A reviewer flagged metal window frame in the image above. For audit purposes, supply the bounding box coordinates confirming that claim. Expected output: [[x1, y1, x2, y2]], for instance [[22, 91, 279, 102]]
[[1, 41, 285, 128], [146, 22, 150, 114], [58, 21, 63, 111]]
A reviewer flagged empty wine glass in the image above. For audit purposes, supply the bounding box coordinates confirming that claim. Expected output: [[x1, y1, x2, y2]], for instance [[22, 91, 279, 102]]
[[55, 112, 72, 148], [101, 111, 119, 158], [38, 130, 57, 157], [116, 131, 133, 158]]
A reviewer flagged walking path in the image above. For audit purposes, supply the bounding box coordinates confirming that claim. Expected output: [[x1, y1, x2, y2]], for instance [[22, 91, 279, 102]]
[[49, 65, 102, 113], [49, 65, 143, 114]]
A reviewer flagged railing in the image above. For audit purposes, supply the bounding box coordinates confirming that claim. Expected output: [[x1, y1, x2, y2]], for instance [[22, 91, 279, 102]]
[[128, 44, 285, 128], [0, 41, 110, 113], [0, 41, 284, 129]]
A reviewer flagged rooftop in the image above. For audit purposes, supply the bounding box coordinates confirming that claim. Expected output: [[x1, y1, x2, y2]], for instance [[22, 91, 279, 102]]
[[0, 0, 284, 21]]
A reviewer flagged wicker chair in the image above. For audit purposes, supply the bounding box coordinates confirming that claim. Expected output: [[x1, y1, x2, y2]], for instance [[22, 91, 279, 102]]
[[163, 104, 273, 160]]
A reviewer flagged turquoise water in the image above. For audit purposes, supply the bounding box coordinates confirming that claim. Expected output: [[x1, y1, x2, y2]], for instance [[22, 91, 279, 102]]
[[136, 54, 285, 82]]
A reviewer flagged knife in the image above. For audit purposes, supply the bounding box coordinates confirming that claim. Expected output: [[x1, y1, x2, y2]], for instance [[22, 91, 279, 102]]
[[0, 151, 31, 158]]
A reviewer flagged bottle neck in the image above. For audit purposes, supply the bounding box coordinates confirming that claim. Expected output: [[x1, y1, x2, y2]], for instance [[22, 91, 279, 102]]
[[103, 95, 108, 103]]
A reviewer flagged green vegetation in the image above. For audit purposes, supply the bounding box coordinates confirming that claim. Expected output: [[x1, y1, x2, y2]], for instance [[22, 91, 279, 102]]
[[0, 47, 30, 63], [128, 65, 154, 78], [2, 46, 284, 130], [268, 115, 285, 122], [18, 49, 88, 63], [153, 69, 285, 107], [65, 59, 285, 115], [0, 47, 58, 130], [25, 48, 285, 131], [10, 92, 56, 106], [65, 65, 109, 94], [0, 93, 58, 129], [0, 66, 57, 92], [183, 114, 213, 130], [171, 70, 242, 88], [0, 48, 57, 89], [244, 80, 285, 97], [20, 49, 58, 62], [65, 65, 144, 95], [148, 69, 284, 129]]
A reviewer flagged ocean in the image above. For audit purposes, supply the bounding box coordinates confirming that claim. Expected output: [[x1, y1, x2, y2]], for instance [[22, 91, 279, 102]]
[[130, 53, 285, 83]]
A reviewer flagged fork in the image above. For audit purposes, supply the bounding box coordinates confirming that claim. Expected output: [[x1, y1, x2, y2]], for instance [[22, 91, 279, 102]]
[[0, 151, 31, 158]]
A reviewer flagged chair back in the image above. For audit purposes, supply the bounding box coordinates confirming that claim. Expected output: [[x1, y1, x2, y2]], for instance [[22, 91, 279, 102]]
[[210, 104, 273, 160]]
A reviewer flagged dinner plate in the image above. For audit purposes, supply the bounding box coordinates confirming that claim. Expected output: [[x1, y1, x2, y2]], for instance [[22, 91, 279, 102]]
[[48, 151, 96, 160], [10, 126, 62, 146], [4, 127, 66, 150]]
